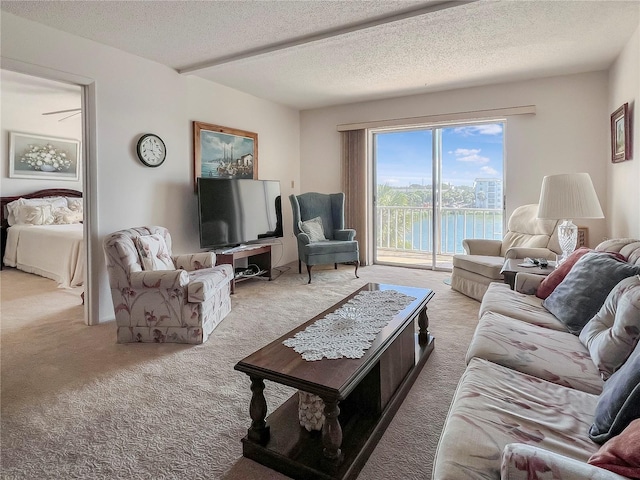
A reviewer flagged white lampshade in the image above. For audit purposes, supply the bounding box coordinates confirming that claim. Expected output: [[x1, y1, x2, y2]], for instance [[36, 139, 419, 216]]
[[537, 173, 604, 220]]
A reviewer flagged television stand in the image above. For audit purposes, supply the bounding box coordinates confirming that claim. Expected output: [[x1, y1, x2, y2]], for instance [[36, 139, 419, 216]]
[[215, 244, 272, 293]]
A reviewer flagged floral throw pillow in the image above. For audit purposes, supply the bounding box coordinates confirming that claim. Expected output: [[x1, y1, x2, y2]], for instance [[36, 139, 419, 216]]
[[580, 276, 640, 379], [135, 234, 175, 271], [299, 216, 326, 242]]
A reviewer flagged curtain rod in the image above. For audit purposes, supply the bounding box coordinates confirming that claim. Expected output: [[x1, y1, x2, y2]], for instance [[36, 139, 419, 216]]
[[336, 105, 536, 132]]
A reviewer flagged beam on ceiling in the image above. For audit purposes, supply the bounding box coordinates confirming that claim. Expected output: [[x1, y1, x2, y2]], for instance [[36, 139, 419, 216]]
[[178, 0, 478, 74]]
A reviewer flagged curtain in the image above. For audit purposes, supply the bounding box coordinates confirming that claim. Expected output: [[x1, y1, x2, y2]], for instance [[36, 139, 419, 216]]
[[341, 129, 369, 266]]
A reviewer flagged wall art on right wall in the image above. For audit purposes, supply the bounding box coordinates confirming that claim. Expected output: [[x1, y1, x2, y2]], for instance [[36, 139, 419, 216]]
[[610, 103, 632, 163]]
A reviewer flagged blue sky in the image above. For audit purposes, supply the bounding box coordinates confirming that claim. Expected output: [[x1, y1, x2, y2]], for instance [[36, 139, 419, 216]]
[[375, 123, 504, 187]]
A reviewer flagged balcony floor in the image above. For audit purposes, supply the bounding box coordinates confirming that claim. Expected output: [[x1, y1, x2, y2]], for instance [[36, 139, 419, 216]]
[[375, 248, 454, 270]]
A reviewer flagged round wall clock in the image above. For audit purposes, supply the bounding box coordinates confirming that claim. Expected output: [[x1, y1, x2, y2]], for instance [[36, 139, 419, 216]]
[[136, 133, 166, 167]]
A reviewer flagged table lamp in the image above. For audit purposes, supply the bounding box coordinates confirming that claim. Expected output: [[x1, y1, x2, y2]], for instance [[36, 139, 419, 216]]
[[537, 173, 604, 264]]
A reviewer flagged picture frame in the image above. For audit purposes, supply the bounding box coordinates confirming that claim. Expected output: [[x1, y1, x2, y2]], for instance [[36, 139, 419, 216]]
[[9, 132, 81, 181], [610, 103, 631, 163], [193, 121, 258, 190]]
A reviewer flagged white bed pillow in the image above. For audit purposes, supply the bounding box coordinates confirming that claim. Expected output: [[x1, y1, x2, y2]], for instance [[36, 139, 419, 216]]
[[6, 196, 67, 226], [52, 206, 83, 224], [13, 204, 55, 225], [134, 234, 175, 271], [65, 197, 83, 213]]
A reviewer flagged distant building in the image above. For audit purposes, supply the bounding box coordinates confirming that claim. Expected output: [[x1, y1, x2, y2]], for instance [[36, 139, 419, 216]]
[[474, 178, 503, 209]]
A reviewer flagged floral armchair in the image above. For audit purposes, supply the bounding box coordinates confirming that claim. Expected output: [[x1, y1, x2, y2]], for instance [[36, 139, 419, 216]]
[[103, 226, 233, 344]]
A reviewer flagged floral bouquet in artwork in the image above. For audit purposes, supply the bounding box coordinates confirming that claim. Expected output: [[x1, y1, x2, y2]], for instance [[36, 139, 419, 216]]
[[20, 143, 72, 172]]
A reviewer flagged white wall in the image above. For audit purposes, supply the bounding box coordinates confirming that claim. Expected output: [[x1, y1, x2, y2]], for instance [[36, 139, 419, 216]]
[[608, 24, 640, 239], [300, 71, 609, 247], [1, 13, 300, 323], [1, 72, 83, 194]]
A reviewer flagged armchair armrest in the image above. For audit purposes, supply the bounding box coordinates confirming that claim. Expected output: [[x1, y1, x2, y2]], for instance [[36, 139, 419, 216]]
[[334, 229, 356, 241], [501, 444, 627, 480], [514, 273, 546, 295], [504, 247, 556, 260], [297, 232, 311, 246], [130, 270, 190, 290], [463, 239, 502, 256], [173, 252, 216, 270], [187, 265, 233, 302]]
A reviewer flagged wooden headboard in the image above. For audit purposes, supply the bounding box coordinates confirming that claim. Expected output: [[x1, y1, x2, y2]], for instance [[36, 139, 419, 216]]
[[1, 188, 83, 267]]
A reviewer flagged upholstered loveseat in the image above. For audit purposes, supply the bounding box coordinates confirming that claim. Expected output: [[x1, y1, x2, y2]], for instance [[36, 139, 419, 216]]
[[103, 226, 233, 344], [434, 238, 640, 479]]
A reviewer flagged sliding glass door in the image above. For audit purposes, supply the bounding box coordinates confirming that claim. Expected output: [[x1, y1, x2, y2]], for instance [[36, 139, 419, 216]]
[[373, 121, 505, 270]]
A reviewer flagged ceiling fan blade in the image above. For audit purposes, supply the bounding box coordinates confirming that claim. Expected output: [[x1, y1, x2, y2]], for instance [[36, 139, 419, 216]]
[[58, 111, 82, 122], [42, 108, 81, 116]]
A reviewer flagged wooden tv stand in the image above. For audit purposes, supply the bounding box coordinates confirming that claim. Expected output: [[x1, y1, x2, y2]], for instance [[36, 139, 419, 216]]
[[215, 244, 272, 293]]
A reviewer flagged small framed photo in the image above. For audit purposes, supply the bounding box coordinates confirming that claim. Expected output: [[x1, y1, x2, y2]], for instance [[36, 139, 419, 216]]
[[610, 103, 631, 163], [9, 132, 81, 181], [193, 121, 258, 190]]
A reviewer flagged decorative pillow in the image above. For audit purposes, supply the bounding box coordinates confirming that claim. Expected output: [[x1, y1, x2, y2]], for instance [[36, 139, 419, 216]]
[[135, 234, 175, 271], [299, 217, 326, 242], [589, 346, 640, 444], [6, 196, 67, 226], [588, 418, 640, 478], [537, 248, 626, 299], [543, 252, 640, 335], [13, 204, 55, 225], [66, 197, 83, 213], [580, 276, 640, 379], [52, 207, 83, 225], [536, 247, 592, 299]]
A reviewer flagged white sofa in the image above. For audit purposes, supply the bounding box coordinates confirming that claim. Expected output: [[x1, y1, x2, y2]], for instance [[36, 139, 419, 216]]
[[434, 238, 640, 480]]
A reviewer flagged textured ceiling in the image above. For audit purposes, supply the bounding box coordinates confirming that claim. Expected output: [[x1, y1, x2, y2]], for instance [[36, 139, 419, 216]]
[[2, 0, 639, 110]]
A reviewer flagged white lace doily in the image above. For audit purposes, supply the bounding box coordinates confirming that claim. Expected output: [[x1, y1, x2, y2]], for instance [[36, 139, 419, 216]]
[[283, 289, 417, 361]]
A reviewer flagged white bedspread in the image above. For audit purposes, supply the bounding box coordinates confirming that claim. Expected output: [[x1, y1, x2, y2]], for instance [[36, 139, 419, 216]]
[[3, 224, 84, 288]]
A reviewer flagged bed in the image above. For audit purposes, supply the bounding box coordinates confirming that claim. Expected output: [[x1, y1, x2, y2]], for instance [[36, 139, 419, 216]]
[[1, 189, 84, 288]]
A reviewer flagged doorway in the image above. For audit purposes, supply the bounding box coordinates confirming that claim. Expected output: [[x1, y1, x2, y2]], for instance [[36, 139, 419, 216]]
[[373, 121, 505, 270], [1, 64, 94, 325]]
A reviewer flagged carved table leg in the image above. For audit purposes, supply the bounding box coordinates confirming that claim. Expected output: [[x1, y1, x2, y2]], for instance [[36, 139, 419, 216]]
[[321, 399, 344, 468], [248, 376, 270, 444], [418, 307, 430, 345]]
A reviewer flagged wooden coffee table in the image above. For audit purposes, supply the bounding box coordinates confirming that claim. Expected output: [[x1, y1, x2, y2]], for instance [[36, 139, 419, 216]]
[[234, 283, 435, 480]]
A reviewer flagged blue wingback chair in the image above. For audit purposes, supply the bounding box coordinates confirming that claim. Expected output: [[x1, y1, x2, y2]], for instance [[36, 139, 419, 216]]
[[289, 192, 359, 284]]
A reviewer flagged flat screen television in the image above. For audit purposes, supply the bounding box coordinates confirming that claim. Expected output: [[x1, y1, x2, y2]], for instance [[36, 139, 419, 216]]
[[197, 178, 283, 249]]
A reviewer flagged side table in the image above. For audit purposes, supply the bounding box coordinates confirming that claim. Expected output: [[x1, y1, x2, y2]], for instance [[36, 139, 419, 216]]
[[500, 258, 556, 290]]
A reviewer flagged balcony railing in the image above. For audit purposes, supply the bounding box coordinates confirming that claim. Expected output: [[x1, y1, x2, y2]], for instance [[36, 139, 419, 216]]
[[376, 206, 503, 256]]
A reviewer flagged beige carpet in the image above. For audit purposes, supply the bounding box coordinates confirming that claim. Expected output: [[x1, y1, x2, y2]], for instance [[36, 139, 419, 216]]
[[1, 263, 479, 479]]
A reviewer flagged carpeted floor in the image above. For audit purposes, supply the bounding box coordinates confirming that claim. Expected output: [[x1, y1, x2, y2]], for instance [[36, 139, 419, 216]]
[[1, 262, 479, 480]]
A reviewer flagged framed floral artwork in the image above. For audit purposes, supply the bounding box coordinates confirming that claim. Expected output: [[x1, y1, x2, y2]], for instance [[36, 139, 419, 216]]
[[9, 132, 81, 181], [610, 103, 632, 163], [193, 121, 257, 190]]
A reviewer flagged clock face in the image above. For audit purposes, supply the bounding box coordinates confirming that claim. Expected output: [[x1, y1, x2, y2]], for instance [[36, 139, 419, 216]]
[[137, 134, 166, 167]]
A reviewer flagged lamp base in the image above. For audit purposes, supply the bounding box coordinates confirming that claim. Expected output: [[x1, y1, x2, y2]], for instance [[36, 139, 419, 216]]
[[557, 219, 578, 264]]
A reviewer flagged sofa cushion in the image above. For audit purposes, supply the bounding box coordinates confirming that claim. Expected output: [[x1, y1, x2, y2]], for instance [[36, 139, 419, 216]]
[[432, 358, 600, 480], [452, 254, 504, 280], [543, 252, 640, 335], [588, 418, 640, 478], [480, 283, 567, 331], [466, 312, 603, 394], [580, 276, 640, 379], [299, 216, 326, 242], [589, 347, 640, 444]]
